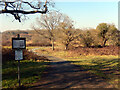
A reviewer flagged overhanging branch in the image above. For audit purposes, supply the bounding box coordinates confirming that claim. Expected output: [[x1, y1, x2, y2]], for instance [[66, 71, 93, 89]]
[[0, 8, 47, 14], [0, 0, 49, 22]]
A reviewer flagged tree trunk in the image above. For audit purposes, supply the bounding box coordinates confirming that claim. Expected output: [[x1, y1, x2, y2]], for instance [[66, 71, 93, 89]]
[[65, 44, 68, 50], [103, 39, 108, 47], [52, 40, 54, 51]]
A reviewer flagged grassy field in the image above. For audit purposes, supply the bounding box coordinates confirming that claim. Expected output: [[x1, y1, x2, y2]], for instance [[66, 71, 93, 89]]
[[2, 59, 48, 88]]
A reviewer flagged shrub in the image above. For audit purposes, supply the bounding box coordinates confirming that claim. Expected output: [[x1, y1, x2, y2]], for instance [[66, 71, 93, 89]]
[[2, 48, 14, 63], [2, 40, 11, 46], [80, 31, 94, 47], [2, 48, 49, 64]]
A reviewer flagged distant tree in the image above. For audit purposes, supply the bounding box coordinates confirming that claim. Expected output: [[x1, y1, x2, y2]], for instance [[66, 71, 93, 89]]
[[96, 23, 117, 47], [32, 34, 40, 44], [80, 30, 94, 47], [108, 26, 119, 46], [58, 15, 80, 50], [0, 0, 53, 22], [59, 23, 74, 50], [116, 30, 120, 46], [31, 34, 51, 46], [33, 11, 63, 50], [87, 29, 101, 47]]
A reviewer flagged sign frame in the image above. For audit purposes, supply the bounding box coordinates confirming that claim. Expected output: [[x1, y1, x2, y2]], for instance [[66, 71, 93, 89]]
[[12, 38, 26, 49]]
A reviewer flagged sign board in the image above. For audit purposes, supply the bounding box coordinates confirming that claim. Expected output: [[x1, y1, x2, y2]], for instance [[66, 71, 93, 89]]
[[12, 34, 26, 87], [15, 50, 23, 60], [12, 38, 26, 49]]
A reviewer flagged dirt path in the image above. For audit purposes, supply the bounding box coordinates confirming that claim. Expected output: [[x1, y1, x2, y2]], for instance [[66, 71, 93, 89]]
[[28, 54, 115, 89]]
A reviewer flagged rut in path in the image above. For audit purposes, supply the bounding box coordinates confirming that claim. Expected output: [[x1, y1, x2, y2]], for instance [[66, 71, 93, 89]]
[[28, 55, 115, 89]]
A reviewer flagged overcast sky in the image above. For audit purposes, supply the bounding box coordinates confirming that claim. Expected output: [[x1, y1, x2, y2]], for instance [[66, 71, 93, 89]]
[[0, 0, 119, 32]]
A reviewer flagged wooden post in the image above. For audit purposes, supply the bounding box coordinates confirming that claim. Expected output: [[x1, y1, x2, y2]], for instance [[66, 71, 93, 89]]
[[18, 60, 20, 87], [17, 34, 21, 87]]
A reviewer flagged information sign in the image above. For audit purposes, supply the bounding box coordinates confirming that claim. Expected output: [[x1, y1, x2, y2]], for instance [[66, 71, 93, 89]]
[[15, 50, 23, 60], [12, 34, 26, 87], [12, 38, 26, 49]]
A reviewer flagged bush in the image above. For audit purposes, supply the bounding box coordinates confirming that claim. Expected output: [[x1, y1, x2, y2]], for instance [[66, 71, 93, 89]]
[[2, 40, 11, 46], [69, 45, 119, 56], [2, 48, 49, 64], [80, 31, 94, 47], [23, 49, 49, 61], [2, 48, 14, 63]]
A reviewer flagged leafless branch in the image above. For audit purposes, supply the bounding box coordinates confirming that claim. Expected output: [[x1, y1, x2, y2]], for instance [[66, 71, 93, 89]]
[[0, 0, 50, 22]]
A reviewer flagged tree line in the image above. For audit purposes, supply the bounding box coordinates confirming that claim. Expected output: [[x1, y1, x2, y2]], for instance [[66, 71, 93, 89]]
[[32, 11, 119, 50]]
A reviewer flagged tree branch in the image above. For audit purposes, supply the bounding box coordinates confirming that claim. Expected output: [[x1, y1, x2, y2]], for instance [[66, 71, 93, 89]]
[[0, 9, 47, 14], [0, 0, 49, 22]]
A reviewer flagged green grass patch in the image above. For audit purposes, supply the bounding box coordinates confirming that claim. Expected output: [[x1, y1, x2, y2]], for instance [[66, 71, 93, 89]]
[[66, 55, 119, 88], [2, 60, 48, 89]]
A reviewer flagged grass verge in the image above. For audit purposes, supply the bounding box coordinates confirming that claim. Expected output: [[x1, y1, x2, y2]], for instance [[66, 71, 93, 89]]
[[2, 60, 48, 89]]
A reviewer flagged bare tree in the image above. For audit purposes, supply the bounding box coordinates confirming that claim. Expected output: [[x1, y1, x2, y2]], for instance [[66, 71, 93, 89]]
[[58, 15, 80, 50], [0, 0, 52, 22], [33, 11, 63, 50]]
